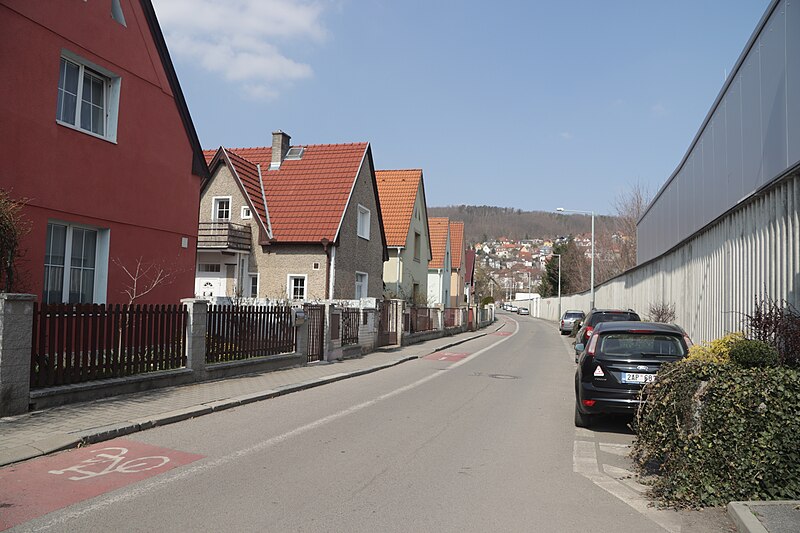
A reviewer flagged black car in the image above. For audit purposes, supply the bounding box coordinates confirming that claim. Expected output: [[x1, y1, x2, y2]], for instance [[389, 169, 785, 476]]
[[574, 321, 692, 427], [573, 308, 641, 361]]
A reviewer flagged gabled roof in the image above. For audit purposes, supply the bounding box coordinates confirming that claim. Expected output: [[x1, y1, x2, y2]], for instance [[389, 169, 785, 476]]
[[204, 142, 386, 250], [375, 169, 422, 247], [428, 217, 450, 269], [449, 221, 465, 269], [465, 249, 476, 285]]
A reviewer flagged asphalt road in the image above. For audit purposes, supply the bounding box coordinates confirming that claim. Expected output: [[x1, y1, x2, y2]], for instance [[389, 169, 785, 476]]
[[6, 314, 735, 532]]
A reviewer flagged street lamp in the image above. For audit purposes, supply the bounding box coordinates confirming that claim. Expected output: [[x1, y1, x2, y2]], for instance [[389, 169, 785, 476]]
[[556, 207, 595, 309], [551, 253, 562, 320]]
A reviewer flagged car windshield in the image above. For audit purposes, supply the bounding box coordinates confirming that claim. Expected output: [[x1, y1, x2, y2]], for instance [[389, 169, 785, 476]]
[[592, 313, 635, 325], [598, 333, 685, 356]]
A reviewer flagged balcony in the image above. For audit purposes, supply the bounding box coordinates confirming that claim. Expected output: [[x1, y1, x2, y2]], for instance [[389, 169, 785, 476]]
[[197, 222, 251, 251]]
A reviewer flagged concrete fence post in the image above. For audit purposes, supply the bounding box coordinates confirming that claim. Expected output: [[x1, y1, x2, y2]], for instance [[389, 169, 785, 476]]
[[0, 293, 35, 416], [295, 310, 309, 359], [181, 298, 208, 380]]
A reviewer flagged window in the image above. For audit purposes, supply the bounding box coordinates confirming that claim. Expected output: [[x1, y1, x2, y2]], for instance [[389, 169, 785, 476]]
[[249, 274, 259, 298], [43, 222, 108, 304], [288, 275, 306, 300], [56, 53, 120, 142], [241, 206, 252, 219], [355, 272, 368, 299], [357, 205, 370, 240], [312, 262, 320, 270], [198, 263, 221, 273], [414, 232, 421, 261], [213, 197, 231, 221]]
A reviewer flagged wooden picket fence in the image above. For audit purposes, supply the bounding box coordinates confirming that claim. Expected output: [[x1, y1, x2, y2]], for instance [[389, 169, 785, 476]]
[[30, 303, 187, 388], [205, 304, 295, 363]]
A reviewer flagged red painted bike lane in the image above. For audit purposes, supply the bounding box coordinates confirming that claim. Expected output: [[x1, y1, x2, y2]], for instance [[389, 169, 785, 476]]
[[0, 438, 203, 530]]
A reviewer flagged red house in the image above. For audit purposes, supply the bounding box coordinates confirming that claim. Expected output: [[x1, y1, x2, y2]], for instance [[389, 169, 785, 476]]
[[0, 0, 208, 304]]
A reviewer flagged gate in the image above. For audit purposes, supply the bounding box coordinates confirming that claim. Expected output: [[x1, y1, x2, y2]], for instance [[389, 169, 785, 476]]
[[303, 304, 325, 362], [376, 300, 401, 347]]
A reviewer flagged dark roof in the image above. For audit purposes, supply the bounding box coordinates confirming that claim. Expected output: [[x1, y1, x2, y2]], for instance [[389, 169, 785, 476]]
[[465, 249, 476, 285], [139, 0, 209, 180]]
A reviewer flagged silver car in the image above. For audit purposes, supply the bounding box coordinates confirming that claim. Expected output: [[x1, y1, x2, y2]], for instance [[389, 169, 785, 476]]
[[560, 310, 585, 335]]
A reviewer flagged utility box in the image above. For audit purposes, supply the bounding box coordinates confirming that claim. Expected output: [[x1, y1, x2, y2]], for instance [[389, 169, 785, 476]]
[[293, 308, 306, 326]]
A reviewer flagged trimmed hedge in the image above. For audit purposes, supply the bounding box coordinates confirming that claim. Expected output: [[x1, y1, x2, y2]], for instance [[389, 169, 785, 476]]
[[632, 360, 800, 507]]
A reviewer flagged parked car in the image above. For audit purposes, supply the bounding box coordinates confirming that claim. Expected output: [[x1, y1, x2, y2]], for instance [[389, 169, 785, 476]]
[[509, 305, 518, 312], [574, 308, 641, 361], [574, 321, 692, 427], [559, 310, 585, 335], [517, 307, 530, 315]]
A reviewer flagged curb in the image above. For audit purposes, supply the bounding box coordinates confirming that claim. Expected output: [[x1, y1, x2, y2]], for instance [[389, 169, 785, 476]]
[[728, 502, 769, 533]]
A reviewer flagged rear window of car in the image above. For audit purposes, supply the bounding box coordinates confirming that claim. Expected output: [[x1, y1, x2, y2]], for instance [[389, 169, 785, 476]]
[[565, 312, 583, 319], [589, 312, 638, 325], [598, 334, 686, 357]]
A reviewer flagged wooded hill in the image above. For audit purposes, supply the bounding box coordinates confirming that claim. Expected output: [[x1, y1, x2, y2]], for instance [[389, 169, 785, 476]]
[[428, 205, 616, 244]]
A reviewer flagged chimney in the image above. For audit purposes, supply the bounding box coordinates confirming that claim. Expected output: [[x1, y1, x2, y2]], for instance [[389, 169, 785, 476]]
[[270, 130, 291, 170]]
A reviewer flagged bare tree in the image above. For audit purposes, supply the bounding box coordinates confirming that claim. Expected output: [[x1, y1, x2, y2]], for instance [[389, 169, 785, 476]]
[[610, 181, 651, 274], [113, 256, 177, 305], [0, 190, 30, 292]]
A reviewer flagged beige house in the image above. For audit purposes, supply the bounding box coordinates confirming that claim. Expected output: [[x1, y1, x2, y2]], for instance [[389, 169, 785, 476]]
[[375, 169, 432, 304], [448, 221, 466, 307], [197, 131, 388, 302], [427, 217, 451, 307]]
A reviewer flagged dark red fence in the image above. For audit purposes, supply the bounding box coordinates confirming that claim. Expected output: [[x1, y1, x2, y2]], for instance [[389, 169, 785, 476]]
[[341, 308, 360, 346], [404, 307, 440, 333], [206, 304, 295, 363], [30, 303, 187, 389], [304, 304, 325, 362], [443, 308, 466, 328]]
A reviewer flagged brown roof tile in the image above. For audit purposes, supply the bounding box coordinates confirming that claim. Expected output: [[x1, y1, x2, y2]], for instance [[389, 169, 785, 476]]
[[449, 221, 464, 269], [375, 169, 422, 247], [429, 217, 450, 269]]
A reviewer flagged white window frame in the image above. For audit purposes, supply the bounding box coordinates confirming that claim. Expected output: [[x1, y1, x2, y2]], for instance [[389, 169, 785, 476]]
[[249, 273, 259, 298], [198, 263, 221, 273], [43, 221, 109, 304], [212, 196, 231, 221], [240, 206, 252, 219], [357, 204, 370, 240], [287, 274, 307, 301], [56, 50, 121, 143], [355, 271, 368, 299]]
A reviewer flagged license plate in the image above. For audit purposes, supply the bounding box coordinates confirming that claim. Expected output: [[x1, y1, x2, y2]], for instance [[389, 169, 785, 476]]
[[622, 372, 656, 384]]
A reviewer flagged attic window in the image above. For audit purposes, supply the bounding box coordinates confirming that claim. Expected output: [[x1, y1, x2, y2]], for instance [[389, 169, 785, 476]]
[[284, 147, 304, 160], [111, 0, 127, 26]]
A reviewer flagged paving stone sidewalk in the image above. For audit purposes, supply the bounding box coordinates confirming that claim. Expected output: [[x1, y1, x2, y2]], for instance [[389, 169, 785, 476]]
[[0, 328, 492, 468]]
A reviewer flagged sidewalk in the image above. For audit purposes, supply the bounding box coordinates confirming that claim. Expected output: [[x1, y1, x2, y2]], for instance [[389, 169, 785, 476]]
[[0, 327, 494, 468]]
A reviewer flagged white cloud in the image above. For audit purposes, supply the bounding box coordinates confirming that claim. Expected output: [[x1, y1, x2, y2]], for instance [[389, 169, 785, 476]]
[[560, 131, 573, 140], [651, 102, 668, 117], [152, 0, 327, 100]]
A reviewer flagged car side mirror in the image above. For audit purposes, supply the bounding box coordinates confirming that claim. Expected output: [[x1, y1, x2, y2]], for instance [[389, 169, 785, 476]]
[[575, 343, 585, 352]]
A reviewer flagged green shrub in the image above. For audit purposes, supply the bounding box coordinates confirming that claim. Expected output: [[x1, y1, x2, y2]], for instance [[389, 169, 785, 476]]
[[632, 360, 800, 507], [686, 332, 744, 364], [729, 339, 780, 368]]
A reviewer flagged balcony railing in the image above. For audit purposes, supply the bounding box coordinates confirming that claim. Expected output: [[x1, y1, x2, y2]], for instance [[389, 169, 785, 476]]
[[197, 222, 251, 251]]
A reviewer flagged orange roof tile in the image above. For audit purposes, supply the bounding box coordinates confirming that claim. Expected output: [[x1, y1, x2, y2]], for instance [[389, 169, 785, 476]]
[[449, 221, 464, 269], [216, 143, 369, 243], [375, 170, 422, 247], [429, 217, 450, 269]]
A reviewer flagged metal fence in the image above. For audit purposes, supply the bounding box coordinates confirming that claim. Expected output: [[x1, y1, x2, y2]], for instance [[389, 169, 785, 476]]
[[404, 307, 440, 333], [443, 308, 466, 328], [341, 307, 360, 346], [206, 304, 295, 363], [30, 303, 187, 388]]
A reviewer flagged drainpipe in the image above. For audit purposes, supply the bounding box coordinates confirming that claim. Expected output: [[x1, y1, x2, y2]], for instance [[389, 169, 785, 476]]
[[396, 247, 402, 297], [321, 238, 331, 299]]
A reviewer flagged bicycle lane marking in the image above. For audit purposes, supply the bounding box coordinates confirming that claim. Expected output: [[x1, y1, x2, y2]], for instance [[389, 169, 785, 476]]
[[0, 438, 203, 531]]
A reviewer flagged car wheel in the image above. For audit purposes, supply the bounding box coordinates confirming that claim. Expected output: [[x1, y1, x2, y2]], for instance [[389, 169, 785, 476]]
[[574, 401, 593, 428]]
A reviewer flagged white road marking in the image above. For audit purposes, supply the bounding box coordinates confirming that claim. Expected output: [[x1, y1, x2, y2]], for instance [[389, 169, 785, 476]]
[[574, 431, 682, 533], [598, 442, 631, 456], [30, 322, 520, 531]]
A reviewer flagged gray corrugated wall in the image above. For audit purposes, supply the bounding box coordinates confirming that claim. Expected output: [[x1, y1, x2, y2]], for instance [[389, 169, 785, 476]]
[[638, 0, 800, 263], [538, 172, 799, 344]]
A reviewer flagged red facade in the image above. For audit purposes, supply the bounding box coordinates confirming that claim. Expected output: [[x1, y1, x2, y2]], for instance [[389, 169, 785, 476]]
[[0, 0, 207, 304]]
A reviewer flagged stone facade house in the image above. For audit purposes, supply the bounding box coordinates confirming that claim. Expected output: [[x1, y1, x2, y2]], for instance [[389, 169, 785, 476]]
[[198, 131, 388, 302], [448, 221, 466, 307], [427, 217, 451, 307], [375, 169, 432, 304]]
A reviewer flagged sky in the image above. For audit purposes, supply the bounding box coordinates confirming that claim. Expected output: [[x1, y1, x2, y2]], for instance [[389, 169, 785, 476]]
[[152, 0, 771, 215]]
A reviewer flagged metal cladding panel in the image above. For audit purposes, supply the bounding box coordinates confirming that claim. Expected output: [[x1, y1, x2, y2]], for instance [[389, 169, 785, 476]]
[[788, 0, 800, 167], [760, 9, 788, 185], [638, 0, 797, 264]]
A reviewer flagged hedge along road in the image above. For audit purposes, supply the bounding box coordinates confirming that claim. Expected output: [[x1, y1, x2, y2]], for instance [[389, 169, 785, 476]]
[[4, 314, 729, 532]]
